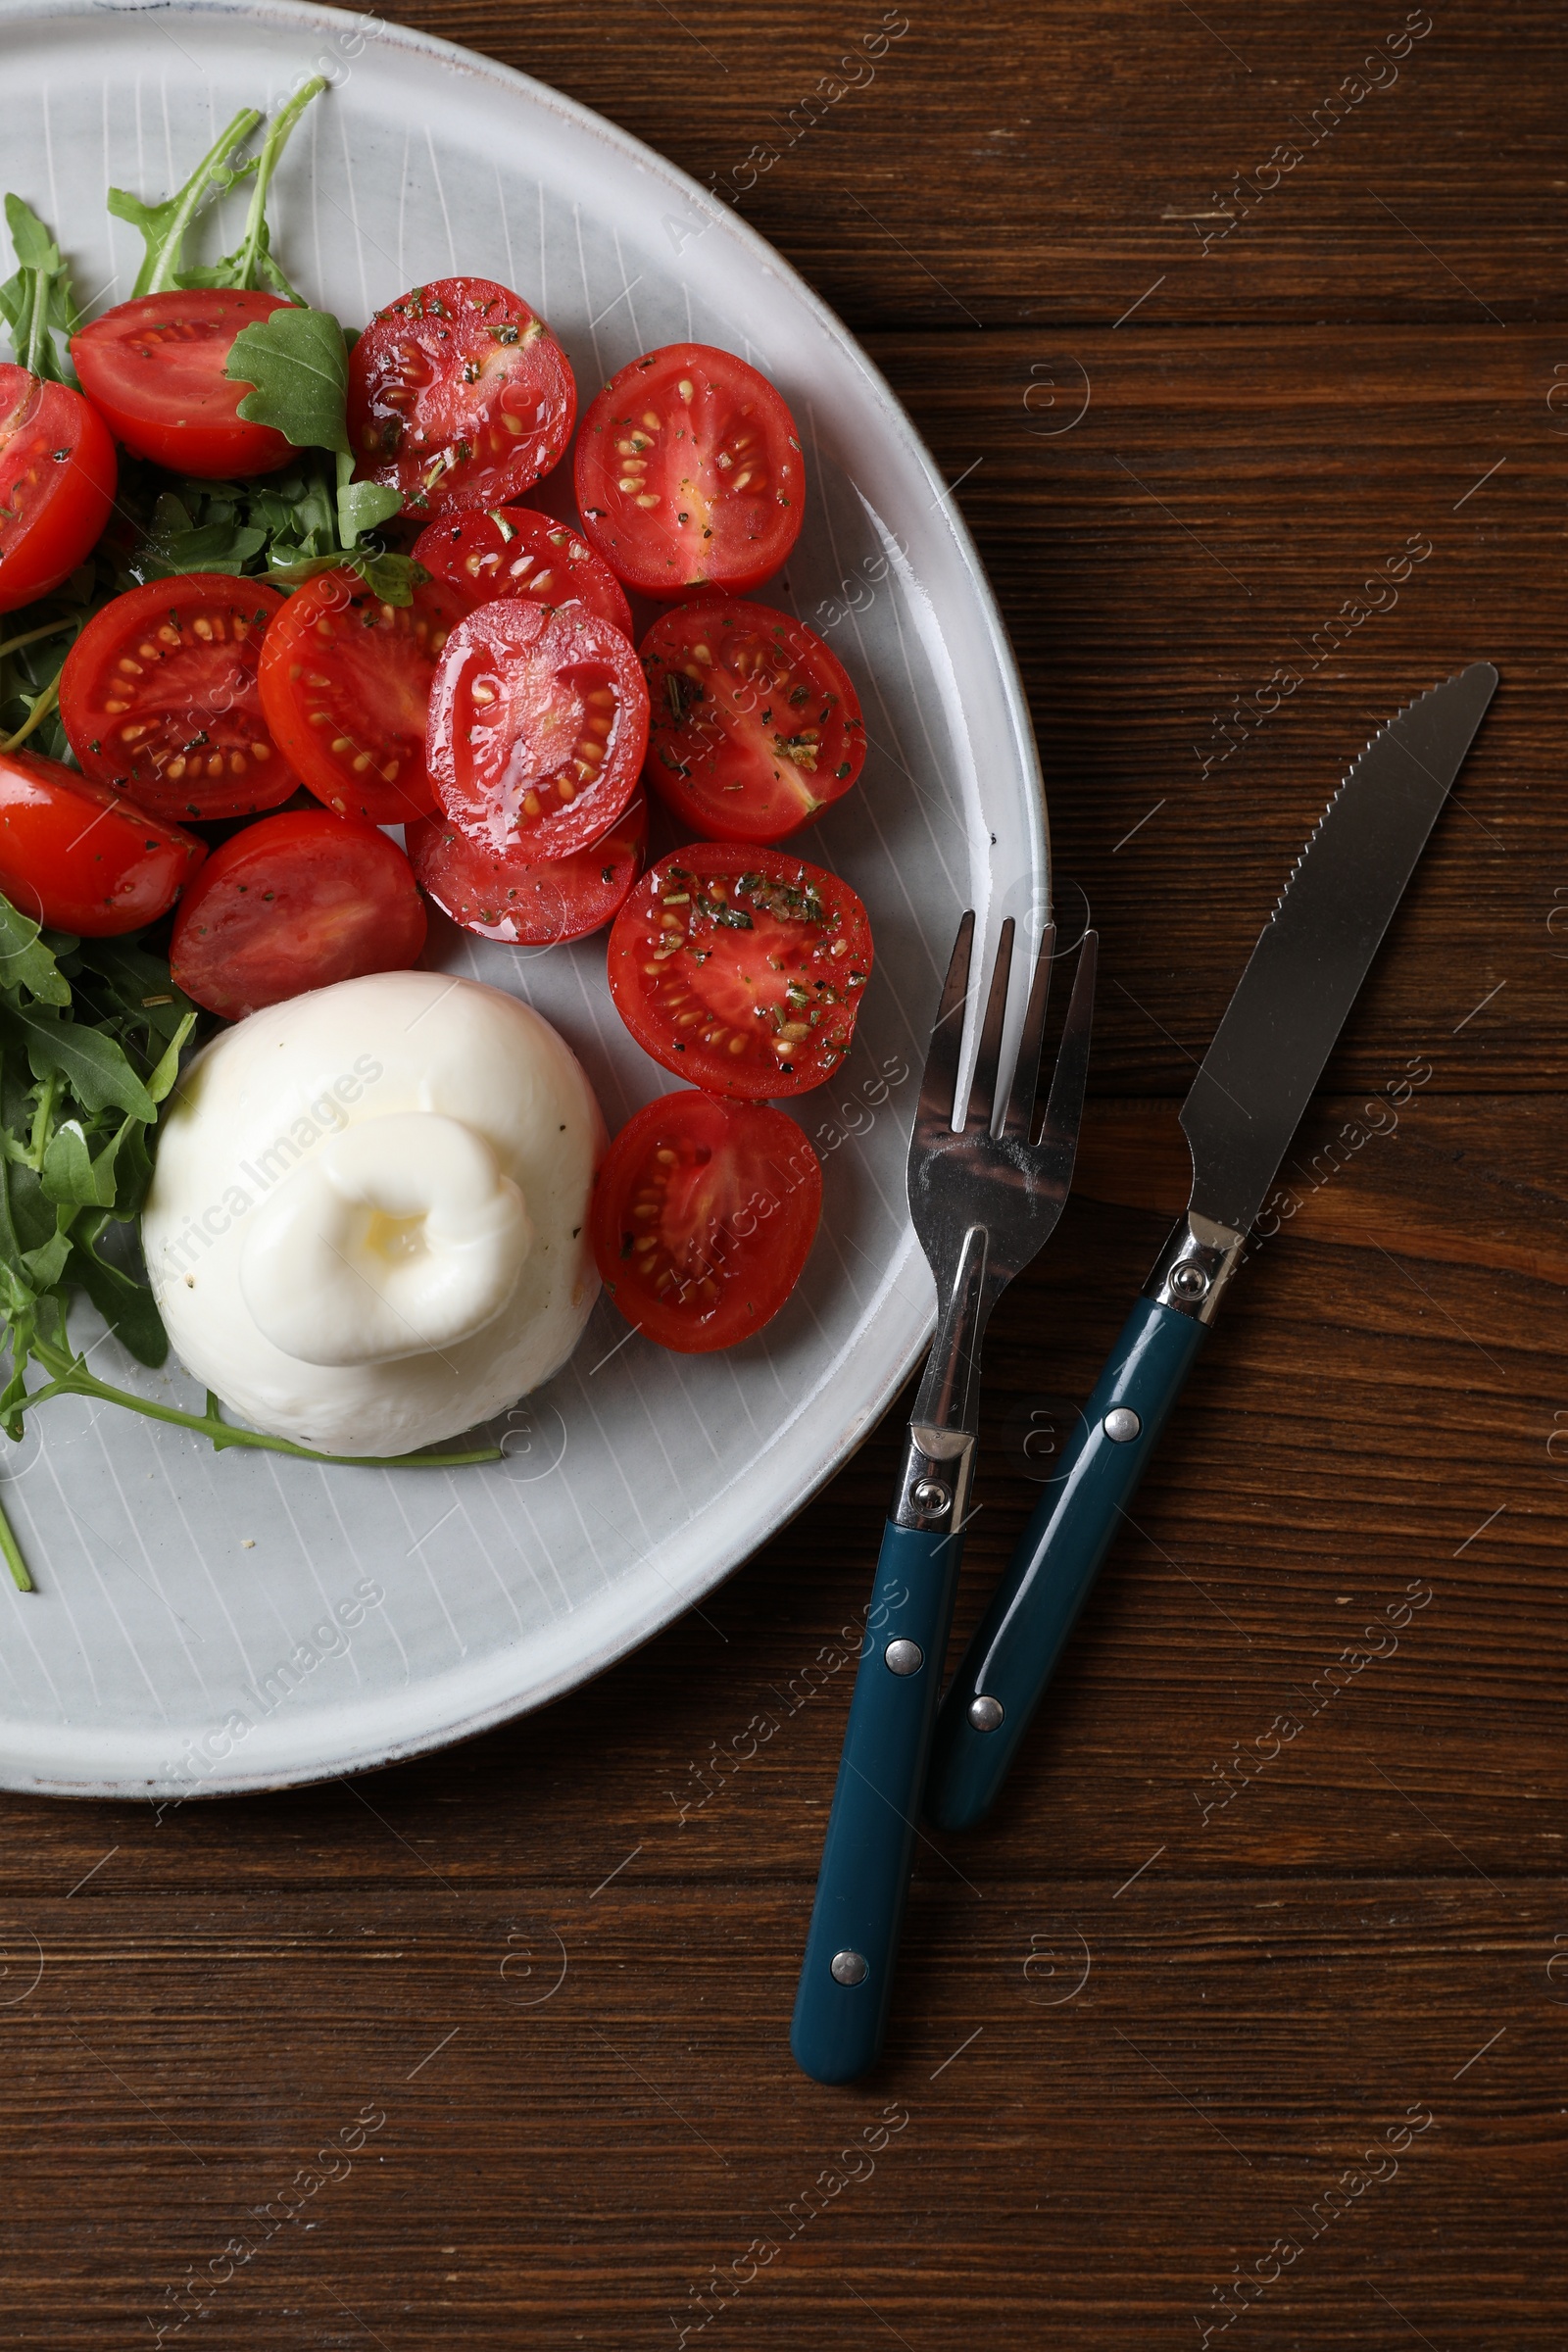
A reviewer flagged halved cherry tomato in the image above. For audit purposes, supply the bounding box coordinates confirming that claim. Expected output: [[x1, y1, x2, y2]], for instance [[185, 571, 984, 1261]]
[[257, 568, 466, 826], [641, 600, 865, 844], [347, 277, 575, 518], [574, 343, 804, 599], [412, 507, 633, 636], [591, 1091, 821, 1351], [607, 843, 872, 1099], [170, 809, 426, 1020], [72, 292, 295, 478], [409, 792, 645, 947], [0, 747, 205, 936], [426, 597, 649, 862], [60, 575, 300, 823], [0, 367, 118, 613]]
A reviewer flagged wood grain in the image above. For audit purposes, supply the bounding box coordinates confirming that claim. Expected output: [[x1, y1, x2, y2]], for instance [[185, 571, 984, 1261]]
[[4, 4, 1566, 2347]]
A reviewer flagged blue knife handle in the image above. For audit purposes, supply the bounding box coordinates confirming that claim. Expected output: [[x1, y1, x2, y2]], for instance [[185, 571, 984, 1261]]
[[924, 1296, 1208, 1833], [791, 1519, 965, 2085]]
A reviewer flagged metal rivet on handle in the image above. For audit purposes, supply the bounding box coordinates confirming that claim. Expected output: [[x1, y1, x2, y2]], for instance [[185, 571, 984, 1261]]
[[884, 1638, 924, 1676], [910, 1477, 951, 1514], [1102, 1406, 1142, 1444], [1172, 1263, 1208, 1298], [968, 1694, 1004, 1732], [831, 1949, 869, 1986]]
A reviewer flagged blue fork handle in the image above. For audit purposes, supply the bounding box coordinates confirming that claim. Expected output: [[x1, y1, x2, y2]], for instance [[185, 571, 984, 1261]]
[[791, 1520, 965, 2084], [924, 1296, 1207, 1833]]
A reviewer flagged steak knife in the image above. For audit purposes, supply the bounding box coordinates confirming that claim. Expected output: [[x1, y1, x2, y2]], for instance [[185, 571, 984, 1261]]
[[924, 662, 1498, 1832]]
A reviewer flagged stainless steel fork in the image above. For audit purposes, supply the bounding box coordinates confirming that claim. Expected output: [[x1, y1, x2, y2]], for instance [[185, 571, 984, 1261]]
[[790, 910, 1098, 2083]]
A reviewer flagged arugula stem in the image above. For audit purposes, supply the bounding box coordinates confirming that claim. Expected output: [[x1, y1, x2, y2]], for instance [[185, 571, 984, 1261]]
[[234, 77, 327, 291], [0, 618, 76, 662], [25, 1074, 57, 1170], [0, 1495, 31, 1590], [0, 1490, 32, 1592], [138, 107, 264, 296], [1, 673, 60, 755], [20, 257, 49, 380], [24, 1337, 502, 1470]]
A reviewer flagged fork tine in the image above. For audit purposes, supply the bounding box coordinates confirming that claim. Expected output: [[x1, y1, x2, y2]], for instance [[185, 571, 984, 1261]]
[[1033, 929, 1098, 1167], [1000, 923, 1056, 1144], [962, 918, 1015, 1135], [915, 911, 975, 1131]]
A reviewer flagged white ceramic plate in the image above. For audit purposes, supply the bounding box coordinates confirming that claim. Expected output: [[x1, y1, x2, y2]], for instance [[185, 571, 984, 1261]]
[[0, 0, 1048, 1796]]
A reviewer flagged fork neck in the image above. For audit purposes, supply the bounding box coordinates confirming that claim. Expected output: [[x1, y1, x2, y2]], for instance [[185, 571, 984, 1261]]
[[895, 1225, 989, 1534]]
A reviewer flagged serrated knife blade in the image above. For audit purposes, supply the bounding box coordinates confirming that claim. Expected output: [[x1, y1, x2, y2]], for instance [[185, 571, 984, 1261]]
[[1182, 661, 1497, 1235]]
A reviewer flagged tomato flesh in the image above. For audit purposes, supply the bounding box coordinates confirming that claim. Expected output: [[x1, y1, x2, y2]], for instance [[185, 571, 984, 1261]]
[[412, 506, 633, 636], [59, 574, 299, 822], [72, 292, 295, 478], [574, 342, 804, 598], [641, 599, 865, 843], [426, 597, 649, 863], [347, 276, 576, 517], [171, 809, 426, 1020], [257, 568, 466, 826], [0, 747, 205, 936], [409, 791, 645, 947], [591, 1090, 821, 1351], [607, 844, 872, 1099], [0, 366, 118, 614]]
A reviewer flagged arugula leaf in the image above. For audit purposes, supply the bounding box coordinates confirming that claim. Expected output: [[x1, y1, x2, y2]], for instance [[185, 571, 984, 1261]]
[[0, 899, 70, 1005], [356, 548, 428, 603], [4, 1153, 55, 1257], [20, 1226, 71, 1292], [136, 490, 269, 580], [336, 466, 404, 549], [97, 1116, 154, 1223], [109, 108, 263, 299], [63, 946, 196, 1066], [41, 1118, 116, 1208], [0, 195, 81, 383], [145, 1011, 198, 1106], [66, 1241, 168, 1368], [5, 1004, 157, 1120], [229, 303, 350, 452], [3, 196, 60, 278]]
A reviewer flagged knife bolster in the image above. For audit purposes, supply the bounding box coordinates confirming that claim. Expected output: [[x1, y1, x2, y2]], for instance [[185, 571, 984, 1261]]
[[1143, 1211, 1247, 1324]]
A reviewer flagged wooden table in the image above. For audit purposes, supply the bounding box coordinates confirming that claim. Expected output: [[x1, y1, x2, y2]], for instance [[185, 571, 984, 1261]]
[[11, 4, 1567, 2343]]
